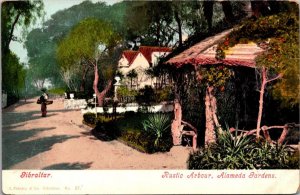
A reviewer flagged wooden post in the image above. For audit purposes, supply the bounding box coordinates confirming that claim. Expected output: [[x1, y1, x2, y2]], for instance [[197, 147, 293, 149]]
[[256, 67, 267, 140], [205, 86, 217, 145], [171, 99, 183, 145]]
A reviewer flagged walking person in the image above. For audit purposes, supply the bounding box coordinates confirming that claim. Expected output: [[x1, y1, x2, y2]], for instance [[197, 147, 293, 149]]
[[39, 89, 49, 117]]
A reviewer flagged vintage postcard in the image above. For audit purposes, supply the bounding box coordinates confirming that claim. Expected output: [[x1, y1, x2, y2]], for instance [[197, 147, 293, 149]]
[[2, 0, 299, 194]]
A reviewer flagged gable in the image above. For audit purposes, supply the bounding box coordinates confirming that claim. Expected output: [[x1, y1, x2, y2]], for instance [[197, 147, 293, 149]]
[[139, 46, 172, 64], [122, 50, 139, 65]]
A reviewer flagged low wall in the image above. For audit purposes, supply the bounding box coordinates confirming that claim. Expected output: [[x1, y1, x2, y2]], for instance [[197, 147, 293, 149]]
[[81, 103, 174, 114], [2, 93, 7, 108], [64, 99, 87, 109]]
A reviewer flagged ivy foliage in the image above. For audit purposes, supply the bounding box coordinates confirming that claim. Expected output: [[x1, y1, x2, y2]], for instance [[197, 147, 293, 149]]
[[216, 10, 299, 106], [196, 65, 233, 88]]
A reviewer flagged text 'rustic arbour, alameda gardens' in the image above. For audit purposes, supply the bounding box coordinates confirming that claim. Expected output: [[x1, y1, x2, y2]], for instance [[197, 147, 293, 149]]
[[2, 0, 299, 178]]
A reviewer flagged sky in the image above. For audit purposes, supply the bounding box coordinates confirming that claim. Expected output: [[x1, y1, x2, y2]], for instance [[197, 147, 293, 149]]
[[9, 0, 121, 64]]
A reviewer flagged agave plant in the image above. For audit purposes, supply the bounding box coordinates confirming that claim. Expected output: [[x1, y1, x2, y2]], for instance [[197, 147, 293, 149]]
[[142, 113, 171, 147], [188, 126, 299, 169], [217, 130, 253, 156]]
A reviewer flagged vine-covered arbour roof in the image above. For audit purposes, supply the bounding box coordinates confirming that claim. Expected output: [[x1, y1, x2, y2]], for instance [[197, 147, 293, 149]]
[[165, 28, 264, 68], [165, 7, 299, 70]]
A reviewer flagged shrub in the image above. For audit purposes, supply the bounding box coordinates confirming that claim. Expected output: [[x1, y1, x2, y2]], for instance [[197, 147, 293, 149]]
[[136, 86, 155, 105], [120, 130, 155, 153], [142, 113, 171, 147], [83, 112, 120, 126], [48, 87, 66, 95], [92, 121, 120, 141], [155, 86, 174, 102], [117, 86, 137, 103], [83, 112, 97, 125], [187, 129, 299, 169], [140, 113, 173, 153], [120, 129, 172, 154], [87, 112, 173, 153]]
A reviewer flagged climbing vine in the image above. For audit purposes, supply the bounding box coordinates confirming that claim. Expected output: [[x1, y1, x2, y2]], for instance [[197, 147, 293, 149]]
[[216, 10, 299, 106], [196, 65, 233, 89]]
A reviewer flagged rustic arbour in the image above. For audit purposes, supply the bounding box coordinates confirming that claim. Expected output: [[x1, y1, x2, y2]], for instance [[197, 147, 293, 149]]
[[165, 26, 297, 147]]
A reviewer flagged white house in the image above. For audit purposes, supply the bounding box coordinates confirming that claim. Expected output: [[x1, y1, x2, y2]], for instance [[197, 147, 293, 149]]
[[118, 46, 171, 89]]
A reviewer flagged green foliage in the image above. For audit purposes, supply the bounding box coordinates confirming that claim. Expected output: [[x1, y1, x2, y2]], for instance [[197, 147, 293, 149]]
[[116, 86, 137, 103], [142, 113, 171, 147], [83, 112, 121, 126], [25, 1, 126, 92], [126, 69, 138, 78], [1, 0, 44, 100], [124, 1, 247, 47], [196, 65, 233, 88], [84, 112, 173, 153], [124, 1, 174, 46], [126, 69, 138, 88], [57, 18, 122, 94], [92, 120, 120, 141], [2, 51, 26, 95], [57, 18, 119, 70], [48, 88, 66, 95], [216, 10, 299, 106], [187, 130, 299, 169], [1, 0, 44, 54], [120, 129, 173, 153], [155, 86, 174, 102], [136, 86, 155, 105], [25, 28, 61, 88]]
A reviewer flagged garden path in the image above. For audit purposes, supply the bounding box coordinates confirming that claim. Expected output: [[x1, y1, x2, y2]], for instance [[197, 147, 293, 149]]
[[2, 98, 191, 170]]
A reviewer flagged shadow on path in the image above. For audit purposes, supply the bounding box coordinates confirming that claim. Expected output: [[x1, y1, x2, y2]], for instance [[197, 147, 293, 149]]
[[2, 100, 35, 111], [42, 162, 93, 170], [2, 126, 80, 169], [2, 111, 57, 126]]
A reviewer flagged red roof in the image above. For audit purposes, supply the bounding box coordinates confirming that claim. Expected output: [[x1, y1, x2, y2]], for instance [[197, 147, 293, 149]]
[[122, 50, 139, 65], [166, 29, 265, 68], [139, 46, 172, 63]]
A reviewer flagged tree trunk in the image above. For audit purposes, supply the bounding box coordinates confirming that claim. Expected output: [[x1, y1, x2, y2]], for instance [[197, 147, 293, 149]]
[[205, 86, 217, 145], [171, 98, 183, 145], [80, 65, 89, 92], [174, 10, 182, 47], [250, 1, 269, 18], [93, 65, 112, 107], [256, 67, 267, 140], [4, 12, 21, 54], [156, 19, 161, 46], [203, 1, 214, 31], [221, 1, 234, 24]]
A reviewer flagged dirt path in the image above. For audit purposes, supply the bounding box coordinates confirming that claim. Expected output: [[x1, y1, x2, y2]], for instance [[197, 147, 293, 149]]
[[2, 98, 191, 170]]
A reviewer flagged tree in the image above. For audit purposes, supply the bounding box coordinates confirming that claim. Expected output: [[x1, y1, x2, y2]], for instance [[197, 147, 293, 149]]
[[201, 1, 247, 32], [57, 18, 121, 106], [24, 28, 61, 89], [2, 51, 26, 96], [126, 69, 138, 89], [124, 1, 174, 47], [1, 0, 44, 55], [1, 0, 44, 98], [25, 1, 127, 92]]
